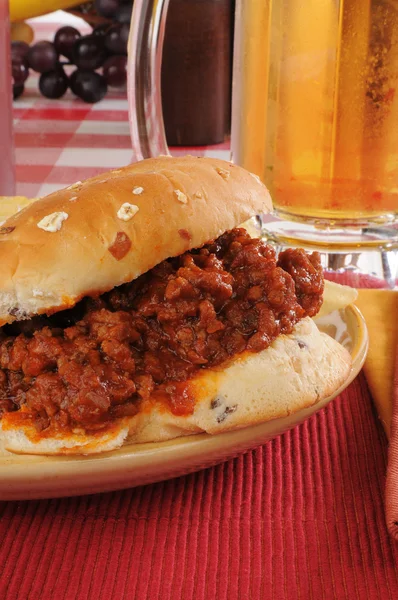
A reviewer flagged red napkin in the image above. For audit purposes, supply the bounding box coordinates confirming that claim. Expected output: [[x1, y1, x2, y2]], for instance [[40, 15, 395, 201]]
[[386, 345, 398, 537]]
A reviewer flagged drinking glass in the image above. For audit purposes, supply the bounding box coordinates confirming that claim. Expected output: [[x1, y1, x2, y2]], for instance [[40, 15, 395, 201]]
[[231, 1, 398, 245], [0, 0, 16, 196]]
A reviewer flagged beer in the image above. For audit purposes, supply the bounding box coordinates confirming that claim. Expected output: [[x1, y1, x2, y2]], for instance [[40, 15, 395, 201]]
[[232, 0, 398, 225]]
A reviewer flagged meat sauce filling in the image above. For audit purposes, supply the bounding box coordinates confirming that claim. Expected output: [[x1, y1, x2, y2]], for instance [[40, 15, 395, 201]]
[[0, 228, 323, 432]]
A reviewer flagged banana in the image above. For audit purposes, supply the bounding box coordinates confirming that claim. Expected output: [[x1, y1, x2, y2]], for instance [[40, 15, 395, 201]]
[[10, 0, 84, 23]]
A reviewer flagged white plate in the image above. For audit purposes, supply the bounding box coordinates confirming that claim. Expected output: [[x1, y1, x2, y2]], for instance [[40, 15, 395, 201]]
[[0, 305, 368, 500]]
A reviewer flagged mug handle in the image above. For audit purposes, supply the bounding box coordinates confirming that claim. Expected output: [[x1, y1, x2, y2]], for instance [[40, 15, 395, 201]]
[[127, 0, 171, 160]]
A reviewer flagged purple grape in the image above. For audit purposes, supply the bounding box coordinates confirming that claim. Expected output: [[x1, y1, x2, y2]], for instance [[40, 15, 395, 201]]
[[73, 36, 108, 70], [70, 70, 107, 103], [92, 23, 112, 38], [11, 41, 30, 61], [104, 24, 129, 55], [54, 26, 81, 60], [69, 70, 81, 95], [28, 41, 58, 73], [12, 57, 29, 85], [13, 83, 24, 100], [115, 4, 132, 24], [39, 68, 69, 99], [103, 55, 127, 87], [94, 0, 119, 18]]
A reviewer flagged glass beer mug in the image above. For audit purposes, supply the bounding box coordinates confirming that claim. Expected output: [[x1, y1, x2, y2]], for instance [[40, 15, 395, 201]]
[[128, 0, 398, 259]]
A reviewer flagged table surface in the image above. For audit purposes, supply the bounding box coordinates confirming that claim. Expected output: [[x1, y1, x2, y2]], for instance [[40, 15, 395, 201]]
[[3, 14, 398, 600]]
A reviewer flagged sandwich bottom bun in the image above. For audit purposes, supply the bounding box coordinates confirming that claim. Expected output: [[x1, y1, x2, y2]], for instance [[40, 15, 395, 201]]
[[1, 317, 351, 455]]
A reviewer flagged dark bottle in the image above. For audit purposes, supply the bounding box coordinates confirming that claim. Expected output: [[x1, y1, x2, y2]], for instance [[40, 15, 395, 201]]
[[161, 0, 233, 146]]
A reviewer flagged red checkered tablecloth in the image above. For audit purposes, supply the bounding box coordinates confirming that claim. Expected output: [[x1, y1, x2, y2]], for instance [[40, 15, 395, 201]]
[[14, 18, 230, 199], [14, 93, 229, 198]]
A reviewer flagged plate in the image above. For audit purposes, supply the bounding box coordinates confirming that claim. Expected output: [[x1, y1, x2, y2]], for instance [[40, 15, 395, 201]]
[[0, 305, 368, 500]]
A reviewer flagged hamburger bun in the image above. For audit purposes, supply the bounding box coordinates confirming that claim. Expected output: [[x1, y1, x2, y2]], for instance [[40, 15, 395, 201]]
[[0, 156, 271, 326]]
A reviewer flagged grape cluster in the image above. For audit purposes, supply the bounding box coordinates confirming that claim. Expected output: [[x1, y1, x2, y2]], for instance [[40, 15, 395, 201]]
[[11, 0, 132, 103]]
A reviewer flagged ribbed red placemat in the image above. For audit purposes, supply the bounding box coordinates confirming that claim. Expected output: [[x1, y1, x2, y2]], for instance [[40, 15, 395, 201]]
[[1, 372, 397, 599]]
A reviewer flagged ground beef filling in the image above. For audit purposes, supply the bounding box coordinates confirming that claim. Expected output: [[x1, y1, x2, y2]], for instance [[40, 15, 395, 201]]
[[0, 228, 323, 432]]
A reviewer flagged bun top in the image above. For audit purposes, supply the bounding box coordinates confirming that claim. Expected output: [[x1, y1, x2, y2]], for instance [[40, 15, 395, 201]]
[[0, 156, 272, 325]]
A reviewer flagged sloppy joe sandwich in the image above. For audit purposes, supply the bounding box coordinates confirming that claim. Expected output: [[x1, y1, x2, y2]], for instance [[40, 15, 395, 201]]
[[0, 156, 354, 455]]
